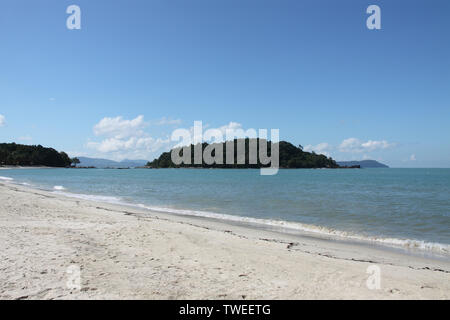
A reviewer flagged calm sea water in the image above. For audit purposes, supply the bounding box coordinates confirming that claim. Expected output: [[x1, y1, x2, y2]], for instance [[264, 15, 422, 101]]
[[1, 168, 449, 255]]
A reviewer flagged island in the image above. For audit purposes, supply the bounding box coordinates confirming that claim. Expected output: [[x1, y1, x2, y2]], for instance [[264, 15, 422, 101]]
[[147, 139, 340, 169]]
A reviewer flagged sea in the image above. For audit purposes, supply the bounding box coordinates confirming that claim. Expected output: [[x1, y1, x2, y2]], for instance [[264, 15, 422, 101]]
[[1, 168, 449, 257]]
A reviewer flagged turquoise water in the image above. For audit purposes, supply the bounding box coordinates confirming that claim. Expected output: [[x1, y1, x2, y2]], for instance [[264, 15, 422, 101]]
[[1, 168, 449, 255]]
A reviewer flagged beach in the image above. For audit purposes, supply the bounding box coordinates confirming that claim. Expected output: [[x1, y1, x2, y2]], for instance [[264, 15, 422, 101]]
[[0, 181, 449, 299]]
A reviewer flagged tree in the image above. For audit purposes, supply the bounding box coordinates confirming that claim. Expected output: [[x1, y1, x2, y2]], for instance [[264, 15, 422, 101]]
[[71, 157, 80, 167]]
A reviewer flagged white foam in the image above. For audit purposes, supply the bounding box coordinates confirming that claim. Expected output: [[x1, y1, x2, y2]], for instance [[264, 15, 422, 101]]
[[53, 185, 66, 190], [52, 190, 123, 204], [50, 190, 450, 256], [136, 204, 450, 255], [0, 176, 13, 181]]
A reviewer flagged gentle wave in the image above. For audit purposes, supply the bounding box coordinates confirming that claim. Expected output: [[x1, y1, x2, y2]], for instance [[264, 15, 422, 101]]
[[53, 185, 66, 190], [47, 188, 450, 256], [52, 190, 123, 204], [135, 204, 450, 255], [1, 177, 32, 186]]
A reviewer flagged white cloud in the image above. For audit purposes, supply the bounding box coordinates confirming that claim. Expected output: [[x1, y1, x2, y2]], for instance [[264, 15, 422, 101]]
[[87, 117, 254, 160], [211, 122, 247, 141], [302, 138, 396, 159], [171, 121, 259, 149], [0, 114, 5, 127], [339, 138, 361, 152], [87, 136, 169, 154], [361, 140, 394, 151], [339, 138, 395, 153], [304, 142, 332, 157], [217, 121, 243, 134], [93, 115, 147, 139], [186, 121, 249, 145], [410, 154, 416, 161], [87, 115, 170, 160]]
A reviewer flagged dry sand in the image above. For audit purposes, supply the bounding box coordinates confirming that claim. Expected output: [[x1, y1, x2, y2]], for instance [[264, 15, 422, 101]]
[[0, 182, 449, 300]]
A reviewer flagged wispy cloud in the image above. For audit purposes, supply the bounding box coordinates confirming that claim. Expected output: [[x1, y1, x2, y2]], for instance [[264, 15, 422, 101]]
[[339, 138, 395, 153], [303, 138, 396, 158], [0, 114, 5, 127], [304, 142, 332, 157]]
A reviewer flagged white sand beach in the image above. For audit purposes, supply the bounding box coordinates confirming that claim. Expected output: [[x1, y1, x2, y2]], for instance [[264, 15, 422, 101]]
[[0, 182, 449, 300]]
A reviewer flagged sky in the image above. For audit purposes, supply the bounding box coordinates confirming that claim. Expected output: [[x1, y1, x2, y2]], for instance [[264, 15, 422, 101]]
[[0, 0, 449, 167]]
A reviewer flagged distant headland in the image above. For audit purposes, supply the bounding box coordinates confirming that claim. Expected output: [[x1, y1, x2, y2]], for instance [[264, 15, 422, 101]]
[[76, 157, 148, 169], [337, 160, 389, 168]]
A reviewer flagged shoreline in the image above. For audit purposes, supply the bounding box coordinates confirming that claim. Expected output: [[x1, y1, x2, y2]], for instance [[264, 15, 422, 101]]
[[1, 182, 449, 299], [3, 171, 448, 259]]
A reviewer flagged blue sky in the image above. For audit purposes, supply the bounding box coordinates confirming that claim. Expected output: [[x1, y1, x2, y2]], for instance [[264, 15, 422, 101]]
[[0, 0, 449, 167]]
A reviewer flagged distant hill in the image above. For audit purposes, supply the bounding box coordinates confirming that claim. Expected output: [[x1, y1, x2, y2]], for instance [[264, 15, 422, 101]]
[[148, 139, 339, 169], [337, 160, 389, 168], [77, 157, 148, 168]]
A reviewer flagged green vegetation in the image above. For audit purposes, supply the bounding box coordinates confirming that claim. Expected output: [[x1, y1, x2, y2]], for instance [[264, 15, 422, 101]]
[[0, 143, 72, 167], [147, 139, 339, 169], [71, 157, 80, 167]]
